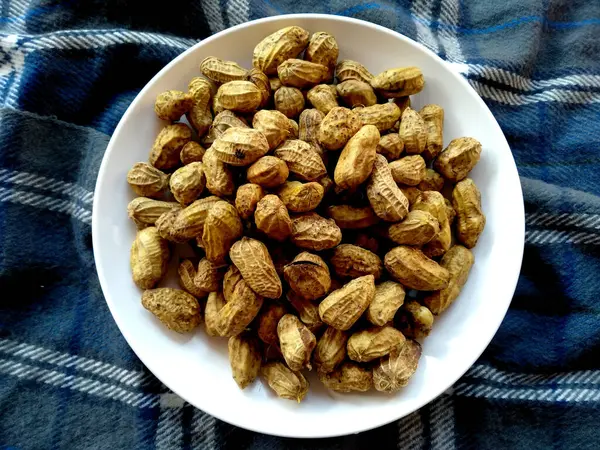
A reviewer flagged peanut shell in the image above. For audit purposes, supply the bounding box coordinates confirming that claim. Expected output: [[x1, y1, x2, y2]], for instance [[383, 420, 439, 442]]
[[367, 281, 406, 326], [283, 252, 331, 301], [335, 60, 373, 84], [254, 194, 293, 242], [178, 259, 208, 298], [150, 123, 193, 170], [290, 212, 342, 251], [277, 181, 324, 213], [420, 104, 444, 161], [318, 275, 376, 330], [384, 245, 450, 290], [377, 133, 404, 161], [194, 258, 228, 293], [141, 288, 201, 333], [261, 361, 309, 402], [235, 183, 265, 220], [212, 127, 269, 166], [326, 205, 379, 229], [170, 162, 205, 205], [389, 155, 426, 186], [202, 201, 243, 262], [396, 301, 433, 339], [313, 327, 349, 373], [127, 197, 180, 228], [399, 107, 427, 154], [336, 80, 377, 107], [347, 325, 406, 363], [127, 163, 170, 198], [278, 59, 329, 89], [130, 227, 170, 289], [228, 333, 261, 389], [452, 179, 485, 248], [370, 67, 424, 97], [277, 314, 317, 371], [253, 26, 310, 75], [355, 103, 401, 132], [318, 106, 362, 151], [330, 244, 383, 280], [201, 56, 248, 83], [388, 209, 440, 246], [434, 137, 482, 182], [252, 110, 291, 150], [334, 124, 380, 190], [229, 237, 282, 299], [367, 154, 409, 222], [274, 86, 305, 118], [318, 362, 373, 393], [373, 339, 421, 393], [154, 90, 193, 121], [274, 139, 327, 181], [203, 147, 235, 197], [216, 80, 262, 113], [180, 141, 206, 165], [307, 84, 338, 115]]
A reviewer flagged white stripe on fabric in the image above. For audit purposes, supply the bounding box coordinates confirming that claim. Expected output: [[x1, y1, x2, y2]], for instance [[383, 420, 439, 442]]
[[469, 80, 600, 105], [0, 168, 94, 205], [226, 0, 250, 28], [191, 408, 217, 450], [0, 358, 160, 407], [410, 0, 440, 53], [200, 0, 226, 34], [466, 364, 600, 386], [526, 229, 600, 245], [156, 393, 185, 450], [397, 410, 425, 450], [437, 0, 465, 63], [429, 391, 456, 450], [0, 186, 91, 224], [455, 383, 600, 402], [527, 212, 600, 230], [0, 339, 150, 387]]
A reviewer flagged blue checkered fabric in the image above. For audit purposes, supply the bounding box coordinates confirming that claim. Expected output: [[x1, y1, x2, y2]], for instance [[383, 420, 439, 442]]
[[1, 1, 600, 449]]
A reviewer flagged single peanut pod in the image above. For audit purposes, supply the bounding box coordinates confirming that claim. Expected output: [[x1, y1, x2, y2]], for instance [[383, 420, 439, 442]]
[[399, 108, 427, 154], [228, 333, 261, 389], [178, 259, 208, 298], [307, 84, 338, 115], [330, 244, 383, 280], [229, 237, 282, 299], [355, 103, 401, 132], [452, 178, 485, 248], [274, 86, 305, 118], [261, 361, 309, 402], [435, 137, 482, 182], [130, 227, 170, 289], [247, 156, 289, 188], [277, 314, 316, 371], [370, 67, 424, 97], [334, 125, 380, 190], [277, 181, 324, 213], [384, 245, 450, 290], [373, 339, 421, 393], [418, 168, 444, 192], [327, 205, 379, 229], [400, 186, 422, 207], [412, 191, 452, 257], [388, 210, 440, 246], [216, 80, 262, 113], [235, 183, 265, 220], [187, 77, 214, 137], [298, 108, 325, 154], [202, 201, 243, 263], [211, 127, 269, 166], [335, 60, 374, 84], [290, 212, 342, 251], [217, 273, 264, 337], [420, 104, 444, 161], [141, 288, 201, 333], [222, 265, 244, 303], [257, 302, 288, 345], [170, 162, 205, 205], [180, 141, 206, 165], [389, 155, 426, 187], [202, 110, 248, 148], [166, 196, 221, 242], [305, 31, 339, 80], [277, 59, 329, 89], [212, 93, 225, 115], [319, 275, 376, 331], [203, 148, 235, 197], [154, 90, 193, 121], [377, 133, 404, 161], [194, 257, 228, 293], [127, 162, 170, 198], [287, 118, 299, 138], [155, 208, 186, 243], [247, 68, 271, 109], [149, 123, 192, 170], [313, 327, 348, 373], [336, 80, 377, 108], [253, 26, 310, 75], [274, 139, 327, 181], [318, 106, 362, 151], [318, 362, 373, 392], [347, 326, 406, 363], [254, 194, 293, 242], [283, 252, 330, 301], [127, 197, 180, 228], [205, 291, 226, 336], [367, 281, 406, 326], [367, 154, 410, 222], [200, 56, 248, 83], [396, 301, 434, 339], [252, 110, 291, 150]]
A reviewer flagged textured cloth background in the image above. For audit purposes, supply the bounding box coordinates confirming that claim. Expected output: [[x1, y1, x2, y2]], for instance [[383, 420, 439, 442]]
[[1, 0, 600, 449]]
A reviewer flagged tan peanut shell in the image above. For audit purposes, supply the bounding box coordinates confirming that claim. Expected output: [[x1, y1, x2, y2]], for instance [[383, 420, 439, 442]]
[[277, 59, 329, 88], [367, 281, 406, 326], [335, 60, 374, 84], [154, 90, 193, 121], [277, 181, 324, 213], [229, 237, 282, 299], [203, 148, 235, 197], [128, 197, 180, 228], [370, 67, 425, 97], [384, 245, 450, 290], [164, 196, 220, 242], [257, 302, 288, 345], [170, 162, 205, 205], [254, 194, 293, 242], [299, 108, 326, 154], [313, 327, 349, 373], [290, 212, 342, 251], [202, 201, 243, 262], [201, 56, 248, 83], [347, 325, 406, 363], [420, 104, 444, 161], [252, 110, 291, 150], [141, 288, 201, 333], [412, 191, 452, 257], [178, 259, 208, 298], [247, 156, 289, 188], [187, 77, 214, 137], [235, 183, 265, 220], [202, 110, 248, 147], [399, 107, 427, 154], [283, 252, 331, 301], [130, 227, 169, 289], [127, 162, 170, 198], [216, 80, 262, 113], [155, 208, 186, 243], [318, 362, 373, 393], [396, 301, 434, 339], [269, 77, 282, 92], [336, 80, 377, 107], [355, 103, 401, 132], [261, 361, 309, 402], [180, 141, 206, 165], [287, 118, 299, 138], [277, 314, 317, 371], [334, 124, 380, 190], [274, 86, 305, 118], [274, 139, 327, 181], [389, 155, 427, 186], [217, 271, 264, 337], [222, 264, 244, 302], [253, 26, 310, 75], [452, 179, 485, 248], [212, 127, 269, 166], [377, 133, 404, 162], [388, 209, 440, 246], [318, 275, 376, 330], [194, 257, 228, 293], [330, 244, 383, 280], [445, 198, 457, 225], [149, 123, 192, 170], [247, 68, 271, 108], [418, 168, 444, 192], [286, 290, 323, 333], [318, 106, 362, 151], [400, 186, 422, 206], [367, 154, 409, 222], [327, 205, 379, 229], [373, 339, 421, 393], [307, 84, 338, 115], [435, 137, 482, 182], [205, 291, 226, 336], [228, 333, 261, 389], [305, 31, 339, 79]]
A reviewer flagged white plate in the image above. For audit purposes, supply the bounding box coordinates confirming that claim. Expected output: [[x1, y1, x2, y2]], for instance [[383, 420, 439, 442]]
[[92, 14, 524, 438]]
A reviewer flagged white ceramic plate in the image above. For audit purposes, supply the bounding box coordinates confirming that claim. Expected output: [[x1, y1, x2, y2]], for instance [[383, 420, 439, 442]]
[[93, 14, 524, 438]]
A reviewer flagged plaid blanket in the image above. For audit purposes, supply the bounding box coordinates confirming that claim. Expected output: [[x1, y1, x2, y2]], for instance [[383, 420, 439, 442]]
[[1, 0, 599, 448]]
